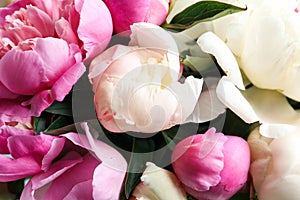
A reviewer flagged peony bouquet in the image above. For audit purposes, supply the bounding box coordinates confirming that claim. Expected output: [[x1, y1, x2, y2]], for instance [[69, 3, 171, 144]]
[[0, 0, 300, 199]]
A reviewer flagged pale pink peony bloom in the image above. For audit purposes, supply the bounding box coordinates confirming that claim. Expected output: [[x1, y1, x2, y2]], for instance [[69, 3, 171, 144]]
[[20, 123, 128, 200], [103, 0, 169, 33], [89, 23, 205, 133], [172, 128, 250, 200]]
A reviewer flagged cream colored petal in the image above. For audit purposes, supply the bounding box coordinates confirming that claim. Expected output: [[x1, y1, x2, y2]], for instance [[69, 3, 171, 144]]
[[216, 76, 258, 123], [129, 22, 181, 78], [132, 162, 186, 200], [197, 32, 244, 89], [185, 77, 226, 123]]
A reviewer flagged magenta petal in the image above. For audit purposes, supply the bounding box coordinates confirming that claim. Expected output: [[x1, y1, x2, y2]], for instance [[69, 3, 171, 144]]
[[41, 137, 65, 171], [0, 82, 19, 99], [0, 125, 34, 154], [92, 164, 126, 200], [64, 180, 93, 200], [26, 5, 55, 37], [76, 0, 113, 61], [51, 59, 85, 101], [44, 154, 100, 199], [55, 18, 78, 44], [172, 128, 227, 191], [21, 89, 54, 117], [0, 155, 41, 182], [0, 49, 44, 95], [31, 151, 83, 190], [20, 179, 33, 200], [34, 38, 78, 83], [0, 98, 32, 120], [8, 134, 55, 159]]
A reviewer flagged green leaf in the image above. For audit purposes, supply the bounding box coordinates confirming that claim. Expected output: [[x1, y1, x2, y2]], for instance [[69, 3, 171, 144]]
[[44, 116, 74, 133], [45, 95, 72, 116], [33, 112, 53, 134], [167, 1, 246, 30], [125, 138, 155, 198]]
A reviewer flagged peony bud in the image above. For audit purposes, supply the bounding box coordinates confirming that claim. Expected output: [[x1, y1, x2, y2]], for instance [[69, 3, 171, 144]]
[[248, 124, 300, 200], [172, 128, 250, 200], [131, 162, 187, 200], [103, 0, 169, 34]]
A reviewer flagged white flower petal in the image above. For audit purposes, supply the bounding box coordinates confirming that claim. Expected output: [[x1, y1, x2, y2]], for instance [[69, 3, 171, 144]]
[[185, 77, 226, 123], [129, 22, 181, 79], [259, 124, 298, 139], [132, 162, 186, 200], [197, 32, 244, 89], [88, 45, 135, 91], [241, 87, 300, 125], [216, 76, 258, 123]]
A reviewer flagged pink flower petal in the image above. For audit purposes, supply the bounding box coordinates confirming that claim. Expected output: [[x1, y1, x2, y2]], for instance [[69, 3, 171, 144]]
[[51, 55, 85, 101], [0, 155, 41, 182], [43, 154, 99, 199], [92, 164, 126, 200], [26, 5, 55, 37], [64, 180, 93, 200], [76, 0, 113, 61], [41, 137, 66, 171], [0, 49, 45, 95], [7, 134, 55, 159], [0, 99, 32, 120], [21, 90, 54, 117], [31, 151, 83, 190], [55, 18, 78, 44], [0, 125, 34, 154], [172, 128, 227, 191]]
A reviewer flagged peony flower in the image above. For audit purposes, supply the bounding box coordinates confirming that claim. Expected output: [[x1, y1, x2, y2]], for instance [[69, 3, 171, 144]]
[[179, 0, 300, 101], [131, 162, 187, 200], [195, 31, 300, 128], [89, 22, 215, 133], [0, 37, 85, 117], [172, 128, 250, 200], [0, 0, 113, 119], [248, 124, 300, 200], [103, 0, 169, 34], [0, 133, 65, 182], [0, 0, 113, 61], [20, 123, 128, 200]]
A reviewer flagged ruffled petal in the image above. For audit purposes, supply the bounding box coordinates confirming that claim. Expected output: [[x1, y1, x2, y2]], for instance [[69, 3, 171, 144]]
[[44, 154, 99, 199], [26, 5, 55, 37], [197, 32, 244, 89], [216, 77, 258, 123], [76, 0, 113, 61], [129, 22, 181, 77], [0, 49, 44, 95], [92, 164, 125, 200], [64, 180, 93, 200], [0, 155, 41, 182], [172, 128, 227, 191], [185, 78, 226, 123], [7, 134, 55, 159]]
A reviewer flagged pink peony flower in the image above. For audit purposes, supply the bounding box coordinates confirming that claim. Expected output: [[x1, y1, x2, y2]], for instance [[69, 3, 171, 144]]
[[20, 123, 128, 200], [172, 128, 250, 200], [103, 0, 169, 34], [0, 133, 65, 182], [0, 0, 113, 119], [0, 37, 85, 117], [0, 0, 113, 60]]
